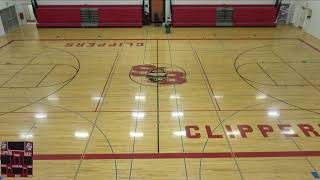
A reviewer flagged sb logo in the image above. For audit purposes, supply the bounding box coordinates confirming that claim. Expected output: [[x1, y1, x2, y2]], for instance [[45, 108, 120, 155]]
[[129, 64, 187, 86]]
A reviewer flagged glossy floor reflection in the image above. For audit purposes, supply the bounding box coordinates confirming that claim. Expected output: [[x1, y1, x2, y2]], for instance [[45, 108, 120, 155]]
[[0, 25, 320, 179]]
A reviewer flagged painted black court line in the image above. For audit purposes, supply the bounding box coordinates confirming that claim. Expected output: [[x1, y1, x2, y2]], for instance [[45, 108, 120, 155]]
[[0, 56, 36, 87], [4, 108, 320, 113], [156, 40, 160, 154], [94, 51, 121, 112], [275, 117, 319, 176], [72, 45, 124, 180], [257, 63, 279, 86], [167, 40, 189, 180], [272, 50, 320, 93], [0, 40, 14, 49], [237, 62, 319, 87], [234, 43, 320, 179], [36, 65, 57, 87], [191, 50, 221, 110], [128, 39, 148, 180], [190, 40, 245, 180], [12, 38, 299, 41]]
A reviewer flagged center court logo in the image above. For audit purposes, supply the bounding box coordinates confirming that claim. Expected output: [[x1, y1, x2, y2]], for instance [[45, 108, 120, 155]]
[[129, 64, 187, 86]]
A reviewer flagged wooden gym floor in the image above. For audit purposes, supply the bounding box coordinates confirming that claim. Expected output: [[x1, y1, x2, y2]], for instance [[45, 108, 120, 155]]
[[1, 25, 320, 179]]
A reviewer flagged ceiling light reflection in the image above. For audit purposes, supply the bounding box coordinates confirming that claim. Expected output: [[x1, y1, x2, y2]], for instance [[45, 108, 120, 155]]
[[170, 95, 180, 99], [132, 112, 145, 118], [173, 131, 186, 136], [130, 132, 144, 137], [135, 96, 146, 101], [256, 94, 267, 100], [35, 113, 47, 119], [47, 96, 59, 101], [227, 131, 241, 136], [91, 96, 102, 101], [74, 131, 89, 139], [214, 95, 224, 99], [268, 110, 280, 117], [20, 133, 33, 139], [172, 112, 184, 117], [282, 129, 296, 135]]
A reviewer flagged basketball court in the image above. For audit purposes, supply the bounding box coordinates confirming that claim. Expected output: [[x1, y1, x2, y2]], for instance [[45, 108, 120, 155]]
[[0, 0, 320, 179], [0, 25, 319, 179]]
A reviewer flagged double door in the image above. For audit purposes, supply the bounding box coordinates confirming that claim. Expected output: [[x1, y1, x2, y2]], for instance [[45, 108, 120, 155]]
[[0, 6, 19, 33]]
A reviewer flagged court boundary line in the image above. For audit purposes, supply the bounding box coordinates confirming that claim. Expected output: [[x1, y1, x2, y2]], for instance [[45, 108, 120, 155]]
[[191, 40, 245, 179], [31, 151, 320, 160], [2, 37, 320, 161], [156, 40, 160, 154], [94, 50, 121, 111], [256, 63, 279, 86], [299, 38, 320, 53], [128, 39, 149, 180], [237, 62, 320, 87], [233, 39, 320, 175], [168, 39, 189, 179], [0, 40, 14, 49], [3, 38, 318, 49], [2, 108, 320, 113], [11, 38, 299, 41]]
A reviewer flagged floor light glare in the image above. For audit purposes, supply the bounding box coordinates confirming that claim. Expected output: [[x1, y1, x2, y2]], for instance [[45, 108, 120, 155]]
[[20, 133, 33, 139], [170, 95, 180, 99], [47, 96, 59, 101], [132, 112, 145, 118], [91, 96, 102, 101], [227, 131, 241, 136], [74, 131, 89, 139], [282, 129, 296, 135], [35, 113, 47, 119], [256, 94, 267, 100], [172, 112, 184, 117], [173, 131, 186, 136], [135, 96, 146, 101], [268, 110, 280, 117], [214, 95, 224, 99], [130, 132, 144, 137]]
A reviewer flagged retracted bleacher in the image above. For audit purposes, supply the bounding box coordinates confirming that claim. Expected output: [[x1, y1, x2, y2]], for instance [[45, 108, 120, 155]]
[[172, 3, 278, 27], [36, 3, 143, 27]]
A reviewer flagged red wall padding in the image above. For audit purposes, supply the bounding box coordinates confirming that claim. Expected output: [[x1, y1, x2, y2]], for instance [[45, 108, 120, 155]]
[[98, 6, 142, 27], [37, 8, 80, 23], [233, 7, 277, 27], [172, 5, 277, 27], [172, 6, 216, 26], [36, 5, 142, 27]]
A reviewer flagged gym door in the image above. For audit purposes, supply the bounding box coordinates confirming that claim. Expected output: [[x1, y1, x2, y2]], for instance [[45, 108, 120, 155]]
[[151, 0, 164, 22]]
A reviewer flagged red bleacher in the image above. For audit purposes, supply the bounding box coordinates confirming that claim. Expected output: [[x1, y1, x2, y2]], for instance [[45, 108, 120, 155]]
[[36, 5, 142, 27], [172, 5, 277, 27], [172, 6, 217, 27], [98, 6, 142, 27], [36, 7, 81, 27], [233, 7, 277, 27], [36, 4, 276, 28]]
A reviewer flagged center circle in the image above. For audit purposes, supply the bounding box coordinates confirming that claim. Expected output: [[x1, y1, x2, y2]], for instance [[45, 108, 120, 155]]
[[129, 63, 187, 86], [146, 68, 167, 83]]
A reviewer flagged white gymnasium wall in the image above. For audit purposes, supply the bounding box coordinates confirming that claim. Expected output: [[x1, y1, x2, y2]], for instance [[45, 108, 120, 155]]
[[0, 17, 5, 36], [303, 1, 320, 39], [36, 0, 143, 5], [0, 0, 29, 28], [16, 4, 27, 25], [0, 1, 16, 36], [0, 0, 15, 10], [291, 0, 320, 39]]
